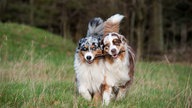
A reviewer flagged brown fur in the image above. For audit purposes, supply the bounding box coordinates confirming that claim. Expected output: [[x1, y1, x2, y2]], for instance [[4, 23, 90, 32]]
[[118, 47, 126, 61], [104, 22, 120, 36], [127, 47, 135, 87], [93, 49, 103, 64], [104, 54, 114, 64], [79, 51, 86, 63], [92, 92, 102, 106], [100, 76, 110, 98], [95, 49, 103, 57]]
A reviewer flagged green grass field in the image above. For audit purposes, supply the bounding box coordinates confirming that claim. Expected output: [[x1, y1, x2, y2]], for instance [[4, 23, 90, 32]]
[[0, 23, 191, 108]]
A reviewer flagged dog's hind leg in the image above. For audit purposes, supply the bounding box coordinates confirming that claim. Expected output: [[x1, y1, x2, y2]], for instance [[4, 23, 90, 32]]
[[116, 79, 133, 100], [115, 87, 127, 100]]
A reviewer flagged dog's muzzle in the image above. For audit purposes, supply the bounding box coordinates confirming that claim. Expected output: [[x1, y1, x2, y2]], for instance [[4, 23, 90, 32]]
[[84, 52, 94, 64], [110, 48, 119, 59]]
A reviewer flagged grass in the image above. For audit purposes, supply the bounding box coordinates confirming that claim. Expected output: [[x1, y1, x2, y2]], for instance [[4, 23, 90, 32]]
[[0, 23, 192, 108]]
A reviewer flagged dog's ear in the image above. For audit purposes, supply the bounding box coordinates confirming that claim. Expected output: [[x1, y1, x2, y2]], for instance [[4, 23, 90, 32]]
[[121, 35, 127, 43], [122, 36, 127, 43], [77, 38, 85, 49], [97, 36, 102, 48], [119, 35, 127, 44], [77, 40, 81, 49], [100, 38, 104, 50]]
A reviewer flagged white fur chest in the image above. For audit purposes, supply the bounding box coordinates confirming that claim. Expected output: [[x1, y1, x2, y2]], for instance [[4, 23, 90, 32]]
[[105, 52, 130, 86], [74, 56, 105, 93]]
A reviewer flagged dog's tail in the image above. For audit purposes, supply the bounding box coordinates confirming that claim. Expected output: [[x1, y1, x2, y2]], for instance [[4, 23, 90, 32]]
[[86, 17, 104, 37], [104, 14, 124, 36]]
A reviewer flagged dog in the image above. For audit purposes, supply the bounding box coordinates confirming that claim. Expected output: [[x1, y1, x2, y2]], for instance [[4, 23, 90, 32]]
[[74, 17, 105, 102], [101, 14, 135, 105]]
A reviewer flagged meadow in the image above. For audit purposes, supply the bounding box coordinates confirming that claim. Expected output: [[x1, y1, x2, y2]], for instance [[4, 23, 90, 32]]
[[0, 23, 191, 108]]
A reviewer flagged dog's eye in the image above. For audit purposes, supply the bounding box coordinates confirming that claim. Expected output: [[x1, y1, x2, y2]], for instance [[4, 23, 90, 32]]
[[114, 42, 120, 46], [113, 39, 121, 46], [81, 47, 88, 51], [91, 47, 96, 50], [104, 46, 109, 50]]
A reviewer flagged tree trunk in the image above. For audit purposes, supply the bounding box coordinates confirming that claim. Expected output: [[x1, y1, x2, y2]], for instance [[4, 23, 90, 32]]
[[129, 0, 136, 46], [180, 23, 187, 51], [0, 0, 7, 14], [60, 0, 69, 39], [30, 0, 34, 25], [149, 0, 164, 55], [136, 24, 144, 60], [171, 21, 176, 48], [135, 0, 146, 60]]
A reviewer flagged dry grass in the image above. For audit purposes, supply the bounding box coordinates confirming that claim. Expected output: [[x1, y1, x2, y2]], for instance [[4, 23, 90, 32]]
[[0, 59, 191, 108], [0, 60, 67, 82]]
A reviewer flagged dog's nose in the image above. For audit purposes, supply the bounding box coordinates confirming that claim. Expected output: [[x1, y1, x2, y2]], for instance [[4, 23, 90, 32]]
[[111, 49, 116, 54], [86, 56, 92, 60]]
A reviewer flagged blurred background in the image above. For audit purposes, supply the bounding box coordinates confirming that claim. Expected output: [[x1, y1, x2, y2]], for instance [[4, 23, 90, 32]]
[[0, 0, 192, 63], [0, 1, 192, 107]]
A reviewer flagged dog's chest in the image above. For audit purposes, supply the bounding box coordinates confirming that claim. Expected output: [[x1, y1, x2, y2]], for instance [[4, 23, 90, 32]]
[[105, 57, 130, 86], [75, 61, 104, 92]]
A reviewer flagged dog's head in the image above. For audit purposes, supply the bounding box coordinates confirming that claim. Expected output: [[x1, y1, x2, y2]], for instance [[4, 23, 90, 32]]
[[102, 32, 127, 59], [77, 36, 102, 64]]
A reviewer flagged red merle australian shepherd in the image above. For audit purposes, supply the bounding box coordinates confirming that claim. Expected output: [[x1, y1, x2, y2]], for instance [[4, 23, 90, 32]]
[[101, 14, 135, 105]]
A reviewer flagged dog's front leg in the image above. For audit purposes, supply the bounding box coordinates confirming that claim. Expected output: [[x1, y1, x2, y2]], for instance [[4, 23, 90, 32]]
[[78, 86, 92, 101], [102, 84, 112, 106], [93, 92, 102, 106]]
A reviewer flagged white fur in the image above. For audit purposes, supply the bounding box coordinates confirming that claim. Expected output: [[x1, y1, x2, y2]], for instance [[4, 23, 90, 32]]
[[84, 52, 94, 61], [106, 14, 124, 24], [105, 49, 130, 87], [78, 85, 92, 100], [102, 87, 112, 106], [74, 53, 105, 100]]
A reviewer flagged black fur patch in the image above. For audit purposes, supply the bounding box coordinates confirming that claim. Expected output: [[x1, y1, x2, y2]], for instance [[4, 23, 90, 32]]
[[78, 36, 102, 52], [90, 17, 103, 27]]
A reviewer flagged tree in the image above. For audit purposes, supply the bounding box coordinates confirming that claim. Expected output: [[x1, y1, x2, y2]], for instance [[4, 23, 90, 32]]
[[149, 0, 164, 55], [135, 0, 146, 60], [29, 0, 34, 25]]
